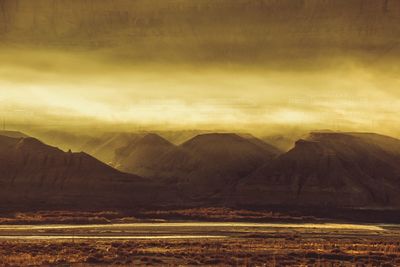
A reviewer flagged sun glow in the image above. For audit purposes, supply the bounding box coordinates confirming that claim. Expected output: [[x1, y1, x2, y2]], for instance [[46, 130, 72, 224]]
[[0, 54, 399, 136]]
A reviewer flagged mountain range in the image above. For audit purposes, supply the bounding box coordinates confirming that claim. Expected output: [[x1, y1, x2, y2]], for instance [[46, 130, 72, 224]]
[[237, 132, 400, 208], [112, 133, 280, 200], [1, 130, 400, 212], [0, 134, 175, 210]]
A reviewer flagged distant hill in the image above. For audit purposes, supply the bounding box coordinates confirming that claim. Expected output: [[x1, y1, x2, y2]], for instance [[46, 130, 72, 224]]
[[31, 130, 146, 164], [80, 132, 146, 165], [181, 133, 277, 175], [114, 133, 280, 201], [178, 133, 278, 198], [26, 130, 93, 153], [237, 132, 400, 209], [114, 133, 178, 177], [5, 130, 400, 213], [156, 130, 210, 145], [0, 136, 174, 209], [262, 132, 307, 152]]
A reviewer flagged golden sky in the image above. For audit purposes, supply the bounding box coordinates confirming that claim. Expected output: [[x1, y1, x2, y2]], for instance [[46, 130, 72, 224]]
[[1, 0, 400, 136]]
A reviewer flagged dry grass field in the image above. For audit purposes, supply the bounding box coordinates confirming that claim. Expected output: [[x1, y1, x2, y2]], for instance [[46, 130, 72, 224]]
[[0, 225, 399, 266]]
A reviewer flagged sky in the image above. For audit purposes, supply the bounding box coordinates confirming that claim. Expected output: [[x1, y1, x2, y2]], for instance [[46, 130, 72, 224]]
[[1, 0, 400, 136]]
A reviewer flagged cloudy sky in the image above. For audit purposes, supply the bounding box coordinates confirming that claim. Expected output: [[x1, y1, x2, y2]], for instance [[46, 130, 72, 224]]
[[1, 0, 400, 135]]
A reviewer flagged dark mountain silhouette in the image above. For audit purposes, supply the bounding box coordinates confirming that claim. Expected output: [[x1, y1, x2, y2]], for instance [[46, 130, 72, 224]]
[[114, 133, 178, 177], [113, 132, 282, 176], [113, 133, 278, 199], [113, 133, 192, 180], [3, 130, 400, 213], [113, 133, 279, 200], [0, 135, 172, 209], [237, 132, 400, 208], [176, 133, 278, 199], [181, 133, 276, 173]]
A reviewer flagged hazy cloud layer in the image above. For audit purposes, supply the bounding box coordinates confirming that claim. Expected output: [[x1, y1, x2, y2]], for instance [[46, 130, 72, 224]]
[[1, 0, 400, 67], [0, 0, 400, 136]]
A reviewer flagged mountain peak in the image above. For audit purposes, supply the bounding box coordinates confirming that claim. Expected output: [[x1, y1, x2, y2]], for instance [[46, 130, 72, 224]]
[[139, 133, 174, 147], [182, 133, 243, 147], [307, 131, 400, 156], [239, 130, 400, 208], [15, 137, 61, 153]]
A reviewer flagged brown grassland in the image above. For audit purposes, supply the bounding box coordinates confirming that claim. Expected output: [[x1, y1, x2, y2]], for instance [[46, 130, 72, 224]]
[[0, 209, 399, 266], [0, 208, 320, 225], [0, 231, 399, 266]]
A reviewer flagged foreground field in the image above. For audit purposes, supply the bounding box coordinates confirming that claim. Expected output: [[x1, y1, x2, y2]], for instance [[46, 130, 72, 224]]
[[0, 222, 399, 266]]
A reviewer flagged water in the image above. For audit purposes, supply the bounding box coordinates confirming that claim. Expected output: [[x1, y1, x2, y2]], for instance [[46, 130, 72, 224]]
[[0, 222, 383, 230], [0, 222, 385, 240]]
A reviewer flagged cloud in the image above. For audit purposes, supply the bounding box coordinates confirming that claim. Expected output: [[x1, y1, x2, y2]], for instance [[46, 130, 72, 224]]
[[0, 0, 400, 136], [0, 48, 399, 137], [1, 0, 400, 69]]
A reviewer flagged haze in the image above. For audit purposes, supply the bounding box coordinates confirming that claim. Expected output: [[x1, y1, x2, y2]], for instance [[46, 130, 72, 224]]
[[1, 0, 400, 136]]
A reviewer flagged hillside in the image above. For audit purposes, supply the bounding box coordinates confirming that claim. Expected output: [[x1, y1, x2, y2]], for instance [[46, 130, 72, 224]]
[[237, 132, 400, 208], [113, 133, 278, 200], [80, 133, 146, 165], [0, 136, 173, 209], [170, 133, 278, 198], [114, 133, 178, 177]]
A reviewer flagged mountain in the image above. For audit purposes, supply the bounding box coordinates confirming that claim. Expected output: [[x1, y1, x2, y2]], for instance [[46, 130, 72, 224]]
[[236, 132, 400, 208], [30, 130, 149, 164], [239, 133, 282, 155], [0, 135, 172, 209], [0, 130, 29, 138], [262, 131, 307, 152], [181, 133, 277, 174], [156, 130, 209, 145], [80, 132, 146, 165], [113, 133, 279, 200], [114, 133, 178, 177], [27, 130, 93, 153], [3, 131, 400, 212], [172, 133, 279, 198]]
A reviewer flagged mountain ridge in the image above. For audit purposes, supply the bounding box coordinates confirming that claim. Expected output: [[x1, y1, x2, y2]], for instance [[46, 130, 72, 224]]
[[236, 131, 400, 208], [2, 130, 400, 212], [0, 135, 175, 209]]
